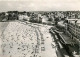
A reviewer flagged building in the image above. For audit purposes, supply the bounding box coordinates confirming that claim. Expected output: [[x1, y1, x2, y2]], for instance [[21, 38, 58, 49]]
[[55, 19, 80, 57], [67, 19, 80, 44], [65, 19, 80, 57]]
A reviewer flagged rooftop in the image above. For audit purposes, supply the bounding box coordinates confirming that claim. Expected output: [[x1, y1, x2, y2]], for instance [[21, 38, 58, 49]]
[[68, 19, 80, 26], [76, 19, 80, 26]]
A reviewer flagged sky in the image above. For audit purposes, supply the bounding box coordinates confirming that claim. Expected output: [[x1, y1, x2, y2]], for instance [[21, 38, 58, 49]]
[[0, 0, 80, 12]]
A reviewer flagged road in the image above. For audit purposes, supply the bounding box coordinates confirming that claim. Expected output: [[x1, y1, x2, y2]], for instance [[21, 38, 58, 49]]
[[0, 21, 57, 57]]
